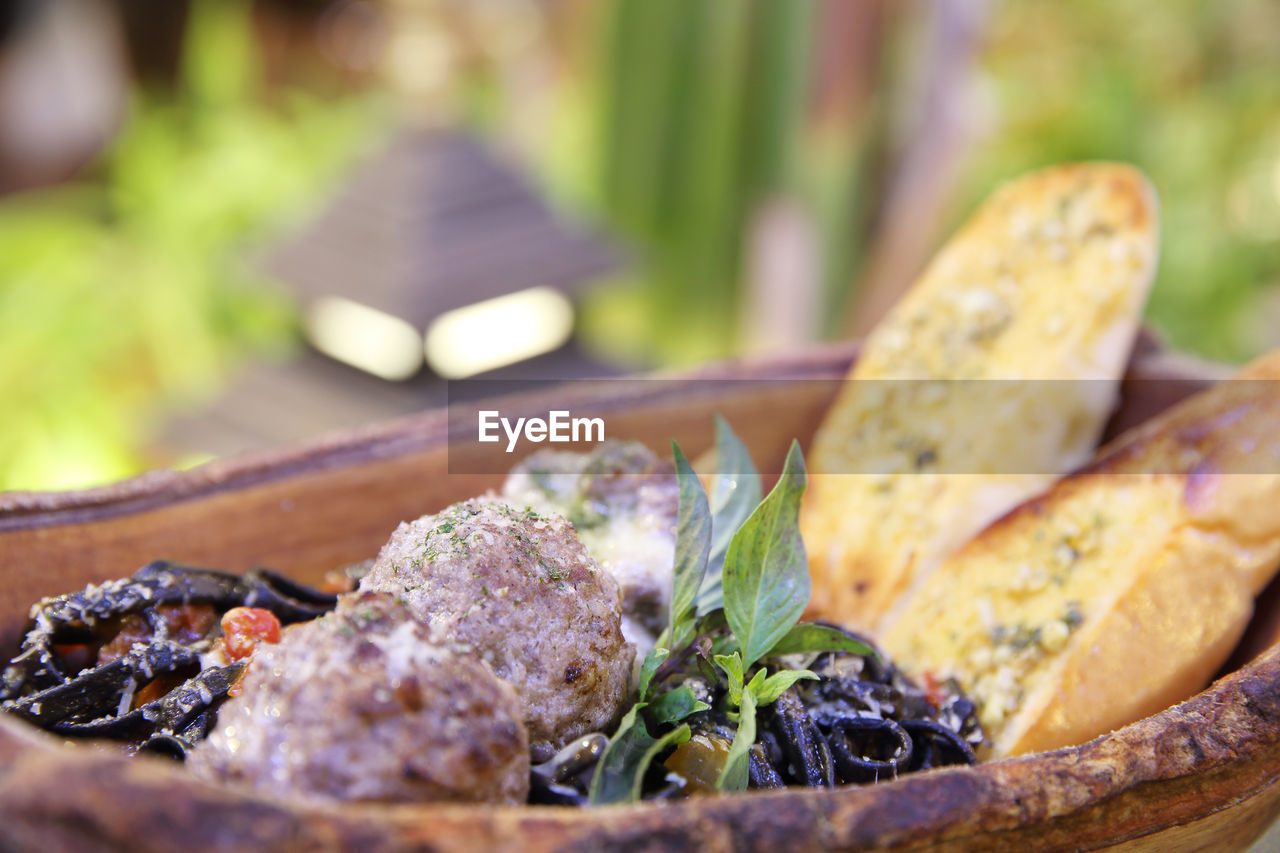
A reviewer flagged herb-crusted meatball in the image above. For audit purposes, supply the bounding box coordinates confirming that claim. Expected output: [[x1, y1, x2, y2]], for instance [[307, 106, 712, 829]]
[[187, 593, 529, 805], [502, 441, 678, 650], [359, 499, 634, 760]]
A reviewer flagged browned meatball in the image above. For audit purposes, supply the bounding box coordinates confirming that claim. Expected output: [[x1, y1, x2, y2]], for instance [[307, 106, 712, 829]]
[[187, 593, 529, 805], [360, 499, 634, 760]]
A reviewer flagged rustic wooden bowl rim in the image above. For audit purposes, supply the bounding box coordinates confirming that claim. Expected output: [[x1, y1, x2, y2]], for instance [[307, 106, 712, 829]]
[[2, 640, 1275, 850]]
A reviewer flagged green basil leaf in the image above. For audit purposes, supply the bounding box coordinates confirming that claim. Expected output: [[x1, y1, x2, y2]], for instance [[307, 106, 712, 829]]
[[749, 668, 817, 706], [589, 706, 690, 804], [708, 632, 739, 660], [693, 577, 725, 620], [638, 646, 670, 700], [670, 441, 713, 633], [715, 688, 756, 792], [667, 619, 694, 653], [636, 723, 691, 798], [713, 652, 744, 707], [764, 623, 876, 658], [695, 416, 762, 617], [722, 440, 809, 666], [588, 703, 645, 804], [648, 684, 711, 724]]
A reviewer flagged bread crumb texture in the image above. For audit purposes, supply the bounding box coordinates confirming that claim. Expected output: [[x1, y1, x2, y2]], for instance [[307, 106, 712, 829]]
[[804, 163, 1158, 634], [882, 349, 1280, 758]]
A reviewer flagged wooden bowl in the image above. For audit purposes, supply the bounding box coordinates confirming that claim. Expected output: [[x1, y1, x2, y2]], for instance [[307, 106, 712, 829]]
[[2, 340, 1278, 852]]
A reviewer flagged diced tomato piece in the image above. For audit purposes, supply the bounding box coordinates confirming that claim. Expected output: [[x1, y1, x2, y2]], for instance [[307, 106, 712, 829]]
[[921, 670, 947, 708], [320, 568, 359, 594], [220, 607, 282, 661]]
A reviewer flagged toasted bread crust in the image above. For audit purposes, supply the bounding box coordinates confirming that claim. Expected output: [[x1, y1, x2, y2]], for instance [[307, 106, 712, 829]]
[[804, 163, 1158, 633], [882, 349, 1280, 758]]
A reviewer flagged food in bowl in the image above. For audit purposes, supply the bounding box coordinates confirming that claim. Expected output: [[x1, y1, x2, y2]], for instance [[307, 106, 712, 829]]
[[358, 497, 636, 761], [187, 592, 531, 805], [0, 430, 983, 805]]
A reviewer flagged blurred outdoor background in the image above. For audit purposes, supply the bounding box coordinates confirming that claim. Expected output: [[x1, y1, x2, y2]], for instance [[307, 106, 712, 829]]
[[2, 0, 1280, 491]]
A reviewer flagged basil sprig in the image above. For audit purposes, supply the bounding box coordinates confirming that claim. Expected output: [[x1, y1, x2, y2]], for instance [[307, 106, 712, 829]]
[[588, 705, 692, 805], [711, 651, 816, 791], [694, 415, 762, 616], [588, 419, 873, 804], [666, 443, 712, 650], [717, 687, 756, 791], [764, 623, 874, 657], [723, 440, 809, 666]]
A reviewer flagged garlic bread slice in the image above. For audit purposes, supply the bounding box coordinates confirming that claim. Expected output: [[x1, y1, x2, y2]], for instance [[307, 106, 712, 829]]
[[803, 163, 1158, 634], [882, 350, 1280, 757]]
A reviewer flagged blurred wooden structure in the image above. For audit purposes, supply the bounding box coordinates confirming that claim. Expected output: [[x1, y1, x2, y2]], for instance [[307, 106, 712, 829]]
[[161, 128, 620, 459], [266, 129, 617, 329]]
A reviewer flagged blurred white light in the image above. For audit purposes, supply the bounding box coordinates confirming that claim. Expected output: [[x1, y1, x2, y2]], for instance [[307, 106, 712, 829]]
[[424, 287, 574, 379], [305, 296, 423, 381]]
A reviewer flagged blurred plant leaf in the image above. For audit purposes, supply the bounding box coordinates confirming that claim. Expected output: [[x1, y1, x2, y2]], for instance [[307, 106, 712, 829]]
[[0, 1, 379, 490]]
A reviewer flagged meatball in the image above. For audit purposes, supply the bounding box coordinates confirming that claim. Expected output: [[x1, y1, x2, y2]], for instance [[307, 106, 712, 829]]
[[360, 499, 634, 760], [187, 593, 529, 805], [502, 441, 678, 649]]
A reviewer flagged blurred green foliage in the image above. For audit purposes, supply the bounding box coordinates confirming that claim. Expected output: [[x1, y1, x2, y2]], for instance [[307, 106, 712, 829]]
[[0, 0, 375, 490], [544, 0, 825, 367], [931, 0, 1280, 363], [7, 0, 1277, 491], [544, 0, 1280, 367]]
